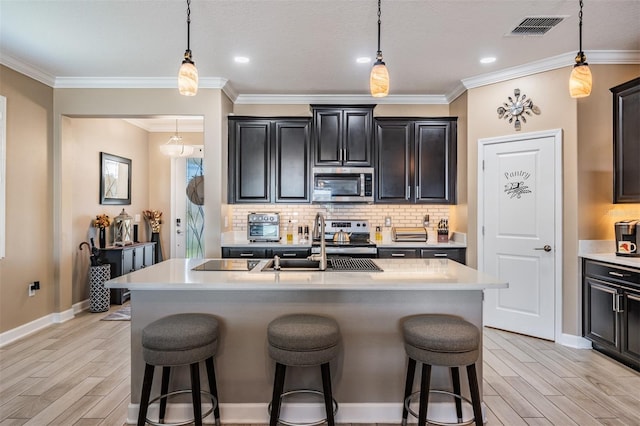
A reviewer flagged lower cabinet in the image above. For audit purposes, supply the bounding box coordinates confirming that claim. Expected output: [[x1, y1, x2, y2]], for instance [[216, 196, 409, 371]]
[[583, 259, 640, 370], [100, 242, 156, 304], [377, 247, 466, 264], [222, 247, 310, 259]]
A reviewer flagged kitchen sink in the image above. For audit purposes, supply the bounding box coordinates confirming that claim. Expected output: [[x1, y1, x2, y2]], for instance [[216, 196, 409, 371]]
[[261, 257, 382, 272]]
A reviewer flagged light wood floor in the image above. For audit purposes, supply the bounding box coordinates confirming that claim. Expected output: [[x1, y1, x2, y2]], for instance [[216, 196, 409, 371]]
[[1, 305, 639, 425]]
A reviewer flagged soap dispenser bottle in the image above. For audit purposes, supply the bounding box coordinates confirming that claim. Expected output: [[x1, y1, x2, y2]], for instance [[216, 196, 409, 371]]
[[286, 220, 294, 243]]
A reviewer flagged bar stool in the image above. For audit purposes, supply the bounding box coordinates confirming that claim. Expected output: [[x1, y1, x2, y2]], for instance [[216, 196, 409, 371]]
[[401, 314, 483, 426], [267, 313, 341, 426], [137, 313, 221, 426]]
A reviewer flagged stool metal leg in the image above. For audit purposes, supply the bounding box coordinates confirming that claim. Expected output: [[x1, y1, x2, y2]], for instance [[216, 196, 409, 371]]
[[467, 363, 483, 426], [190, 362, 203, 426], [320, 362, 335, 426], [402, 358, 417, 426], [137, 363, 155, 426], [205, 357, 221, 426], [451, 367, 463, 422], [158, 366, 171, 423], [270, 362, 287, 426], [418, 363, 431, 426]]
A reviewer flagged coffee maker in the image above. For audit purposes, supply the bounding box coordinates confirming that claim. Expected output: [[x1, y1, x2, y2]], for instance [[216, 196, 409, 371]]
[[615, 219, 640, 257]]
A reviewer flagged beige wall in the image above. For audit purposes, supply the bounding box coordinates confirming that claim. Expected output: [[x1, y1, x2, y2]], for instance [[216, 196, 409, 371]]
[[577, 65, 640, 240], [0, 66, 55, 332], [449, 92, 468, 235]]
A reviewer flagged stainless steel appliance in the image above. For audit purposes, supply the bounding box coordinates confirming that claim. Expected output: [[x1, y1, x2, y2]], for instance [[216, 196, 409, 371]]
[[247, 212, 280, 242], [311, 219, 376, 257], [615, 219, 640, 257], [312, 167, 374, 203], [392, 227, 428, 242]]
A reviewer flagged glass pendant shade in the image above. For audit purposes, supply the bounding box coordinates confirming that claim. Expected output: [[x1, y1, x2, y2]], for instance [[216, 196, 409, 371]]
[[160, 121, 195, 157], [569, 63, 592, 98], [178, 60, 198, 96], [370, 60, 389, 98]]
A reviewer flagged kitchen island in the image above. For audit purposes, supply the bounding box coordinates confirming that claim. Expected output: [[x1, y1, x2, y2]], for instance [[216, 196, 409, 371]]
[[105, 258, 507, 424]]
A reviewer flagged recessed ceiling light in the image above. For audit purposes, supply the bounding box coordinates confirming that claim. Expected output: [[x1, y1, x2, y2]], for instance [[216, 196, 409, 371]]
[[480, 57, 496, 64], [356, 57, 371, 64], [234, 56, 250, 64]]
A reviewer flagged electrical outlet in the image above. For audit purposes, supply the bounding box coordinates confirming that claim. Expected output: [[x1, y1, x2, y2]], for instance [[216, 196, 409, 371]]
[[28, 284, 35, 297]]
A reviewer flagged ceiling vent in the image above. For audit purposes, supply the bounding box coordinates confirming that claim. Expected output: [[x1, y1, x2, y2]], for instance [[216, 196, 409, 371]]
[[507, 16, 565, 36]]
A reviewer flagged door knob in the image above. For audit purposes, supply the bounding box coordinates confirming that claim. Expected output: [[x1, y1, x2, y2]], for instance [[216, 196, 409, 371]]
[[534, 245, 552, 252]]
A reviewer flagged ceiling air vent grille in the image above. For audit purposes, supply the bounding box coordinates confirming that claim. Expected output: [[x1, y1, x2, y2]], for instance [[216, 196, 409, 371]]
[[508, 16, 565, 36]]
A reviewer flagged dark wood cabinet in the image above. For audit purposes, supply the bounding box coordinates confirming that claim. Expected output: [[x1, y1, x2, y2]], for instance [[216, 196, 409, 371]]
[[228, 117, 311, 203], [377, 248, 420, 259], [100, 242, 155, 304], [377, 247, 465, 263], [222, 247, 310, 259], [375, 118, 457, 204], [611, 77, 640, 203], [312, 105, 374, 166], [583, 259, 640, 370]]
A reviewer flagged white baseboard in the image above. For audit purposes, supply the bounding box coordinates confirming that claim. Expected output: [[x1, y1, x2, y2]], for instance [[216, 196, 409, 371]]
[[73, 299, 90, 314], [557, 333, 592, 349], [0, 306, 76, 348], [127, 401, 484, 424]]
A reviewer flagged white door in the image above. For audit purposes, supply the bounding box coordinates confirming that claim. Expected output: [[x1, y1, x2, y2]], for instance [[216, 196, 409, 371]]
[[171, 146, 205, 259], [479, 130, 562, 340]]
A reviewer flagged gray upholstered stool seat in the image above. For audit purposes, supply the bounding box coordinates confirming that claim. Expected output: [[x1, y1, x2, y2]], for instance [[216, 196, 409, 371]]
[[138, 313, 220, 426], [401, 314, 483, 426], [267, 314, 341, 426]]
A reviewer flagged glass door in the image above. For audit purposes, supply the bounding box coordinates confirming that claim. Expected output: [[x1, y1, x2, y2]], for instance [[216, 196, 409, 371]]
[[173, 147, 204, 258]]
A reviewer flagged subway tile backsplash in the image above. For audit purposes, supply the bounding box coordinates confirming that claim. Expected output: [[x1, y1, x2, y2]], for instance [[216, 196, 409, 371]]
[[228, 204, 452, 234]]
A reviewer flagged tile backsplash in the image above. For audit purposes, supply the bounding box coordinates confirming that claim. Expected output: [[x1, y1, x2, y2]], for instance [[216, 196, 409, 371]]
[[228, 204, 452, 234]]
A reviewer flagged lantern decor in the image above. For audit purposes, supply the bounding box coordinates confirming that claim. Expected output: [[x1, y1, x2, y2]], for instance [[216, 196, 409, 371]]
[[93, 213, 111, 249], [144, 210, 164, 263], [113, 208, 133, 247]]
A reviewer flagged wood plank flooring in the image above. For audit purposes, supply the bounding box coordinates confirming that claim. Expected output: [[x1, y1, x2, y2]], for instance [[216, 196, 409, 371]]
[[1, 305, 639, 425]]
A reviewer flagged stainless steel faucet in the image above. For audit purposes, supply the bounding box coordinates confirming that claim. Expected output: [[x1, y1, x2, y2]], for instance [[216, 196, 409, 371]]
[[308, 212, 327, 270]]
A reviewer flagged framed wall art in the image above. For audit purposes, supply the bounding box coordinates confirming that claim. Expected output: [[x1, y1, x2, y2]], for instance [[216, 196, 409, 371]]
[[100, 152, 131, 205]]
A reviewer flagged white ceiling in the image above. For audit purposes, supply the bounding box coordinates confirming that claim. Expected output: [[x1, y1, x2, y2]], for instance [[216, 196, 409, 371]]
[[1, 0, 639, 105]]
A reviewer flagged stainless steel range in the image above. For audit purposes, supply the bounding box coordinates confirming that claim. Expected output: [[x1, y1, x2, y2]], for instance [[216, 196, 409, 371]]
[[311, 219, 377, 257]]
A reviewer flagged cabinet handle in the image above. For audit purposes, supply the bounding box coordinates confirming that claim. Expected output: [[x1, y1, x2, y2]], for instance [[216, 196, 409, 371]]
[[281, 253, 296, 257], [616, 294, 625, 313], [406, 186, 411, 200], [416, 185, 420, 199], [391, 253, 406, 257], [433, 253, 448, 257], [239, 253, 255, 257], [608, 271, 628, 278]]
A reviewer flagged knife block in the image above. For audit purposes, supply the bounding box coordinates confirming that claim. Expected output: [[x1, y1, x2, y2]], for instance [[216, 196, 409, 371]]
[[437, 230, 449, 243]]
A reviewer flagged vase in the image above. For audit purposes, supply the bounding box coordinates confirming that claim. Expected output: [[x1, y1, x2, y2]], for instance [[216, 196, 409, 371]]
[[151, 232, 163, 263], [99, 228, 106, 249]]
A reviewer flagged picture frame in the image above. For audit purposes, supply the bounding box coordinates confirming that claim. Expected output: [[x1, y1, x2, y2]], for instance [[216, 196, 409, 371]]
[[100, 152, 131, 205]]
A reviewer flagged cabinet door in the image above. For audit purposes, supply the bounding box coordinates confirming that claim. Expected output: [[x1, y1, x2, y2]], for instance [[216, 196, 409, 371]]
[[132, 246, 145, 270], [584, 278, 619, 349], [343, 108, 373, 166], [414, 121, 456, 204], [142, 244, 155, 268], [122, 249, 135, 274], [313, 109, 342, 165], [420, 248, 466, 264], [622, 290, 640, 361], [377, 248, 419, 258], [375, 120, 411, 203], [612, 77, 640, 203], [274, 120, 311, 203], [229, 119, 272, 203], [222, 247, 268, 258], [270, 247, 311, 258]]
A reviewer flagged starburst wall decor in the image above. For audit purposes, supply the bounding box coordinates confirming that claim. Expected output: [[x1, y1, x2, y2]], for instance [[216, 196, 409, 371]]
[[497, 88, 541, 131]]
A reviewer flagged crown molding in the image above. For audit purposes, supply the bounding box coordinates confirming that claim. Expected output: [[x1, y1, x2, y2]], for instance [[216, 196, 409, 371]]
[[53, 76, 229, 89], [0, 53, 56, 87], [233, 93, 449, 105], [462, 50, 640, 89]]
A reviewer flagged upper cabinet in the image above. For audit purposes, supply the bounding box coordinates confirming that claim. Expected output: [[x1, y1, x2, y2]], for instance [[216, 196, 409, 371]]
[[612, 77, 640, 203], [312, 105, 374, 167], [375, 118, 457, 204], [228, 117, 311, 203]]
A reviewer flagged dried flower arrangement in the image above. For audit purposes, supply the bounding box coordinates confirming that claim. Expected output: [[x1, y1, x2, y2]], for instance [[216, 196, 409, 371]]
[[143, 210, 163, 233], [93, 214, 111, 229]]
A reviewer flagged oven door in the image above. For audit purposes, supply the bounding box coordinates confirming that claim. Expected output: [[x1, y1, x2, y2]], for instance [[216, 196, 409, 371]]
[[248, 223, 280, 241]]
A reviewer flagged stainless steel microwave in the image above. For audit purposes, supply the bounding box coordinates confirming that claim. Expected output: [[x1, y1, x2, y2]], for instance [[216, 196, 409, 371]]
[[312, 167, 374, 203]]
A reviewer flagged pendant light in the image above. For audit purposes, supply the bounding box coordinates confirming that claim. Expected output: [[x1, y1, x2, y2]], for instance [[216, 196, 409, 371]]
[[370, 0, 389, 97], [569, 0, 592, 98], [178, 0, 198, 96], [160, 120, 195, 157]]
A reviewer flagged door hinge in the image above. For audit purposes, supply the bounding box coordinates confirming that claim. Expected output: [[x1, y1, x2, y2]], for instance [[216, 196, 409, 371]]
[[482, 226, 485, 236], [482, 160, 485, 171]]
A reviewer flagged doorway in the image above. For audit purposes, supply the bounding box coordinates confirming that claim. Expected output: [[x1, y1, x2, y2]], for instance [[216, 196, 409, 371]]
[[172, 150, 205, 259], [478, 129, 563, 340]]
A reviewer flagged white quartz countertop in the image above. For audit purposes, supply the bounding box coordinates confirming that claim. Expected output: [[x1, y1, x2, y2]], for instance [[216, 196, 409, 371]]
[[579, 252, 640, 269], [105, 258, 506, 291]]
